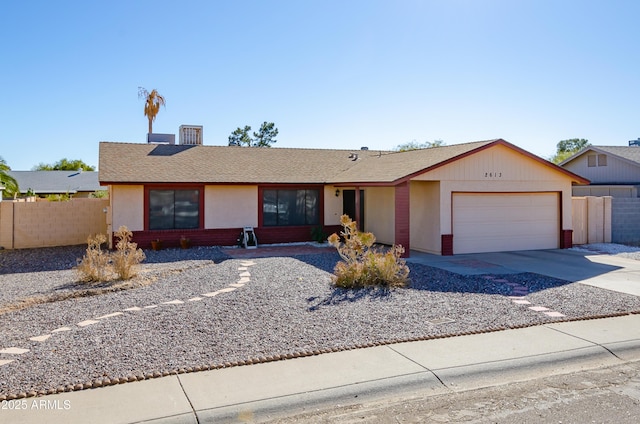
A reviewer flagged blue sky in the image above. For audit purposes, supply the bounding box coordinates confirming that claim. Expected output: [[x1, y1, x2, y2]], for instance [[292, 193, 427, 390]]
[[1, 0, 638, 170]]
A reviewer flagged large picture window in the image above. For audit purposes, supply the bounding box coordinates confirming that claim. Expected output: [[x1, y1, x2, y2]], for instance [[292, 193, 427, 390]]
[[149, 189, 200, 230], [263, 189, 319, 226]]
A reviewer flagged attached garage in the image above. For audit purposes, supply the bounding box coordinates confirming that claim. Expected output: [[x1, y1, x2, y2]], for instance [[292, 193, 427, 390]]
[[452, 192, 560, 254]]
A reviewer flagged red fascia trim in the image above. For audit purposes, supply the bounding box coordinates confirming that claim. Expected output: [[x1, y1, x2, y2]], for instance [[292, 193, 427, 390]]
[[332, 182, 397, 187], [143, 184, 205, 231]]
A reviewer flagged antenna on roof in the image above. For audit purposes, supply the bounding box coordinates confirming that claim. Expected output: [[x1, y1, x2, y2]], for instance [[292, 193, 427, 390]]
[[629, 138, 640, 146]]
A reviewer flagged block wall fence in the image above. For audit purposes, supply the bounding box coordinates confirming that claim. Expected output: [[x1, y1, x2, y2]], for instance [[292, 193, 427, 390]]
[[611, 197, 640, 245], [0, 199, 109, 249]]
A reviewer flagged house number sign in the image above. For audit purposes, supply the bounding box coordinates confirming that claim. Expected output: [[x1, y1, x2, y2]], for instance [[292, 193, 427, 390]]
[[483, 172, 502, 178]]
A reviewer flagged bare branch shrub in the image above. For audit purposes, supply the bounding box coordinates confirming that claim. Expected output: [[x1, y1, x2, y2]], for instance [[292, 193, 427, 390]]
[[76, 233, 112, 282], [76, 226, 145, 283], [328, 215, 409, 289], [111, 226, 145, 280]]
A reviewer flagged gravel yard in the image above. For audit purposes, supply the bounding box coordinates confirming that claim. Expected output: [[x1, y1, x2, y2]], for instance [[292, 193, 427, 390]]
[[1, 245, 640, 399]]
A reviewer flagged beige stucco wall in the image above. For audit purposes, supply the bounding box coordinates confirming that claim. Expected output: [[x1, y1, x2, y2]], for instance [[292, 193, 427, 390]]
[[412, 144, 574, 236], [0, 199, 108, 249], [410, 181, 441, 254], [0, 202, 13, 248], [324, 185, 343, 226], [205, 185, 258, 228], [111, 185, 144, 231], [364, 187, 395, 245]]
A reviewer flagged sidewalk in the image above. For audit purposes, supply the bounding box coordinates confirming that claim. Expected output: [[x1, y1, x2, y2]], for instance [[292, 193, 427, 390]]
[[4, 314, 640, 424]]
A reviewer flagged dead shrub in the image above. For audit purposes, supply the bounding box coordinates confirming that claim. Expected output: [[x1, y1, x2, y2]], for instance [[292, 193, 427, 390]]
[[76, 233, 112, 282], [111, 226, 145, 280], [328, 215, 409, 289], [75, 226, 145, 282]]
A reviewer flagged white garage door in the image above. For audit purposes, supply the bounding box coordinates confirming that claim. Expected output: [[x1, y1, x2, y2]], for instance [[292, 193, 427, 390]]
[[452, 193, 559, 254]]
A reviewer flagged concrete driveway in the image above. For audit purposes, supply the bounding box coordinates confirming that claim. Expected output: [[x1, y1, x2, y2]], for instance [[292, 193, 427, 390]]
[[407, 249, 640, 296]]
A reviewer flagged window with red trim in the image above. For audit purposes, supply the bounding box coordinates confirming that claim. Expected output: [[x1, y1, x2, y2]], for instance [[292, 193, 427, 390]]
[[149, 189, 200, 230], [262, 189, 319, 226]]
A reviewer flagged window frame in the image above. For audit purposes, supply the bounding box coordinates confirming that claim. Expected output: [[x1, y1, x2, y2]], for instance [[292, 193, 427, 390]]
[[587, 155, 597, 167], [144, 184, 204, 231], [598, 154, 607, 167], [258, 185, 324, 227]]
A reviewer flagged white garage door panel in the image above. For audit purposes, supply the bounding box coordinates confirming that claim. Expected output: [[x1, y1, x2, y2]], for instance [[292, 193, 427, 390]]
[[453, 193, 559, 254]]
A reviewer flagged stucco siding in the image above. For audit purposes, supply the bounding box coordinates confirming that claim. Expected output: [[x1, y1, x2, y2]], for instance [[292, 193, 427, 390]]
[[365, 187, 395, 245], [112, 185, 144, 231], [205, 185, 257, 229], [413, 144, 569, 183], [324, 185, 343, 226], [410, 181, 441, 254]]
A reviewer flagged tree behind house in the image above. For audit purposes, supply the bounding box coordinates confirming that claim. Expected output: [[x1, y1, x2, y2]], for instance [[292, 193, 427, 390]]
[[253, 122, 278, 147], [549, 138, 590, 164], [0, 156, 19, 197], [394, 139, 445, 151], [33, 158, 95, 171], [228, 125, 253, 146], [138, 87, 166, 134], [228, 122, 278, 147]]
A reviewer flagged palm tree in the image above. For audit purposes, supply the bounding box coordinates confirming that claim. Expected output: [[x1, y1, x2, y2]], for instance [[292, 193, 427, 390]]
[[0, 156, 19, 198], [138, 87, 166, 134]]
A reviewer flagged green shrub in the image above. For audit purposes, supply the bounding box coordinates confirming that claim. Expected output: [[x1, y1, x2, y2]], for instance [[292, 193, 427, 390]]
[[311, 225, 327, 243], [90, 190, 108, 199], [111, 226, 145, 280], [45, 192, 71, 201], [328, 215, 409, 289]]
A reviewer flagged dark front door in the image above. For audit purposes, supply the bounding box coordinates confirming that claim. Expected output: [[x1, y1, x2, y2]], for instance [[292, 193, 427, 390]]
[[342, 189, 365, 231]]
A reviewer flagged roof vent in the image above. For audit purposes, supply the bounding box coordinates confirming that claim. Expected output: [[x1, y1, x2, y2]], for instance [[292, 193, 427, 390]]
[[147, 133, 175, 144], [179, 125, 203, 145], [629, 138, 640, 147]]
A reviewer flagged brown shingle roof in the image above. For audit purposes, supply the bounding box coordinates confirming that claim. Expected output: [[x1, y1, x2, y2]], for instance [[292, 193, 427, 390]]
[[98, 142, 377, 184], [99, 139, 586, 185], [331, 140, 494, 183]]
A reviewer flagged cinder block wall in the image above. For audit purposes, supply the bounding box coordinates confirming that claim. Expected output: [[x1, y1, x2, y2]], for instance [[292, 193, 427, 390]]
[[612, 198, 640, 245], [0, 199, 108, 249]]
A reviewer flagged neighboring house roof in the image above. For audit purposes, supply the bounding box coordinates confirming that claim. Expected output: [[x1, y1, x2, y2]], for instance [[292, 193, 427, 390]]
[[99, 139, 587, 186], [560, 145, 640, 169], [7, 171, 105, 194]]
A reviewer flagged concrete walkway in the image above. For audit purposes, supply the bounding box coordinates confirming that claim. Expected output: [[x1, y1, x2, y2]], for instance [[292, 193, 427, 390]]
[[4, 314, 640, 424], [406, 248, 640, 296]]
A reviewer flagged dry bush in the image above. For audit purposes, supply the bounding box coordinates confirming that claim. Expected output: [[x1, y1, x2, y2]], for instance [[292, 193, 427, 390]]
[[328, 215, 409, 289], [76, 226, 145, 283], [76, 233, 112, 282], [111, 226, 145, 280]]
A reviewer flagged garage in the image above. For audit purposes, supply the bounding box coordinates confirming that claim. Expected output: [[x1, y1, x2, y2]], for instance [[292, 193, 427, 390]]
[[452, 192, 560, 254]]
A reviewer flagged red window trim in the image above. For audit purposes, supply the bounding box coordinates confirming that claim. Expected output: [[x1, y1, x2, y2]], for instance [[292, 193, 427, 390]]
[[257, 184, 325, 227], [143, 184, 205, 231]]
